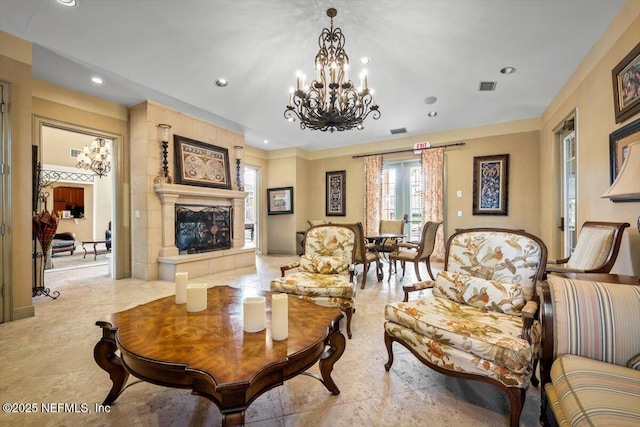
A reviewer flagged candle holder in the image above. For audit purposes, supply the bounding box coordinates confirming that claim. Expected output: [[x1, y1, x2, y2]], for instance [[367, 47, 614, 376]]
[[234, 145, 244, 191], [154, 124, 173, 183]]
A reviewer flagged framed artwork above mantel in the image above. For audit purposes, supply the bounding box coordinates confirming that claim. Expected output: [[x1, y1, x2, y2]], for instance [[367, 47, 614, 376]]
[[173, 135, 231, 189]]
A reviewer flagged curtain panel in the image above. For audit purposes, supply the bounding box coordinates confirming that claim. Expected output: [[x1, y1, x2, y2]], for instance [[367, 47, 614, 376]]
[[363, 155, 382, 235], [421, 148, 445, 261]]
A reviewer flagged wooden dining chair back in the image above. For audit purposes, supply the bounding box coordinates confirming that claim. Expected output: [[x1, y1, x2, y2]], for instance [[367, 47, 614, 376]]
[[388, 221, 442, 281]]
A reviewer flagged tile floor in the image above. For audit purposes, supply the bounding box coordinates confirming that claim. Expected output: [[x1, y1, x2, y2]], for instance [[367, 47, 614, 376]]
[[0, 255, 541, 426]]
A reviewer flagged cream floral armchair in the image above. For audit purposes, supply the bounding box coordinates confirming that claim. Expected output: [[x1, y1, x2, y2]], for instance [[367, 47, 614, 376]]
[[384, 228, 547, 427], [271, 224, 357, 338]]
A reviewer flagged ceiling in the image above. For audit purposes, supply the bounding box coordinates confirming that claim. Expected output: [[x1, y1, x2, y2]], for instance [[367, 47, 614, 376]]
[[0, 0, 627, 151]]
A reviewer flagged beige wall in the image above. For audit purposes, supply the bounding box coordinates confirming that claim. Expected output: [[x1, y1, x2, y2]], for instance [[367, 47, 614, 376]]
[[295, 129, 540, 242], [129, 101, 244, 280], [540, 3, 640, 275], [0, 31, 34, 320], [265, 154, 298, 254]]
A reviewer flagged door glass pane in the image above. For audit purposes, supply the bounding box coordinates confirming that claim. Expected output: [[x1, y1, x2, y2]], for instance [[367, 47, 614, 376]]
[[381, 161, 423, 241], [564, 133, 577, 257], [381, 168, 396, 220]]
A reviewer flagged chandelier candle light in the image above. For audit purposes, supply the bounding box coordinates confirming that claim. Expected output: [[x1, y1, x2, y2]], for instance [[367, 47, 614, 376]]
[[284, 8, 381, 132], [76, 137, 112, 178]]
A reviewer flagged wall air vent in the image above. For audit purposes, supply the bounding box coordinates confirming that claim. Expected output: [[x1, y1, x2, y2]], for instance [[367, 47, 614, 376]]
[[479, 81, 497, 91], [390, 127, 407, 135], [70, 148, 81, 158]]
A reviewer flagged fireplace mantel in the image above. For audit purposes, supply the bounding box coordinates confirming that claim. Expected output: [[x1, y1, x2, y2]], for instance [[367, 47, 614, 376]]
[[154, 183, 254, 280], [154, 183, 247, 202]]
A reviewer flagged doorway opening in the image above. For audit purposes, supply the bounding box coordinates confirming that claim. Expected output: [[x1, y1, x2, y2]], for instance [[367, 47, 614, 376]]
[[554, 114, 578, 258], [38, 124, 116, 281], [244, 166, 258, 249]]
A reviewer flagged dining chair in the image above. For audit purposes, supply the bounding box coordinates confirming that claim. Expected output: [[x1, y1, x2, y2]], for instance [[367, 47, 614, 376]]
[[388, 221, 441, 281], [373, 220, 405, 253]]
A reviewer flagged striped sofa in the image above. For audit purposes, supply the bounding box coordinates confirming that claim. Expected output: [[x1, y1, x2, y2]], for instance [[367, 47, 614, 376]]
[[539, 277, 640, 426]]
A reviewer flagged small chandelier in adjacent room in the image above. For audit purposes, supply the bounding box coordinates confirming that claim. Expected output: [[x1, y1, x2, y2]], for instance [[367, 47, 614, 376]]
[[284, 8, 381, 132], [76, 137, 112, 178]]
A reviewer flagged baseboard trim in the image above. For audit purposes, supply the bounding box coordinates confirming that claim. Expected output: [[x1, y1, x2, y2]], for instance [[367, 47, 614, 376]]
[[13, 305, 35, 321]]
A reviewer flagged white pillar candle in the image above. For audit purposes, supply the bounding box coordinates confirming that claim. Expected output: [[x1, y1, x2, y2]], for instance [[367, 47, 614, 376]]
[[243, 297, 266, 333], [175, 272, 188, 304], [271, 293, 288, 341], [186, 283, 207, 312]]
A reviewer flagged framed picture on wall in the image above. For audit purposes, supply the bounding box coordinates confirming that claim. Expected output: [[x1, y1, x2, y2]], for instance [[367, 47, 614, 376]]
[[472, 154, 509, 216], [612, 42, 640, 123], [267, 186, 294, 215], [325, 170, 346, 216], [173, 135, 231, 189]]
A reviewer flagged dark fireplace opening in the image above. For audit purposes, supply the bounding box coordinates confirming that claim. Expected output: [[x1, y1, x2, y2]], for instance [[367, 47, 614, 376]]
[[175, 205, 232, 254]]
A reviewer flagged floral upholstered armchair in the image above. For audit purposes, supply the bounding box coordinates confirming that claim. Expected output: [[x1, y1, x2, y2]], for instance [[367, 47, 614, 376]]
[[271, 224, 357, 338], [384, 228, 547, 427]]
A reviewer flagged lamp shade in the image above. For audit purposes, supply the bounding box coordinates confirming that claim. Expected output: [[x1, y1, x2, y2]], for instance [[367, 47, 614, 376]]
[[601, 141, 640, 201]]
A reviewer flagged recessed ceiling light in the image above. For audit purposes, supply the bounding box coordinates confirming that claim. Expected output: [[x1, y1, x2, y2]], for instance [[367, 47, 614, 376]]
[[91, 76, 103, 84], [360, 57, 370, 64], [215, 79, 228, 87], [427, 111, 437, 117], [424, 96, 438, 105], [57, 0, 77, 6], [263, 139, 268, 144], [500, 67, 516, 74]]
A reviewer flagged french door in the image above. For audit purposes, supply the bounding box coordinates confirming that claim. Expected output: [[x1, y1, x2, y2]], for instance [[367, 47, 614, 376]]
[[381, 160, 423, 241]]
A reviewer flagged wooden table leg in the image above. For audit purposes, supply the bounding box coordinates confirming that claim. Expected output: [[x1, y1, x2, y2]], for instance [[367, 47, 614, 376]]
[[222, 411, 245, 427], [93, 242, 99, 261], [94, 322, 129, 405], [318, 319, 345, 395]]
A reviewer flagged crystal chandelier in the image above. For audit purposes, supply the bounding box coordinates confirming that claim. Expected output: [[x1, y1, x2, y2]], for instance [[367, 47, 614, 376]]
[[284, 8, 380, 132], [76, 137, 112, 178]]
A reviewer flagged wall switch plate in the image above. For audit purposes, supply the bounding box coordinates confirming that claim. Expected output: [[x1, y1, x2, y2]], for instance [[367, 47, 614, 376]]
[[457, 210, 463, 217], [135, 210, 140, 218], [456, 190, 462, 197]]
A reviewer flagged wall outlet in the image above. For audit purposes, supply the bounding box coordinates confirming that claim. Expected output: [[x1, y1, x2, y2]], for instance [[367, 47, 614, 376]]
[[457, 210, 463, 217], [456, 190, 462, 197]]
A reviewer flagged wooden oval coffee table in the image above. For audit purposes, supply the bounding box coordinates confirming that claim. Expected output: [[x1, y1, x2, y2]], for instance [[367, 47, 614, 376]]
[[94, 285, 345, 426]]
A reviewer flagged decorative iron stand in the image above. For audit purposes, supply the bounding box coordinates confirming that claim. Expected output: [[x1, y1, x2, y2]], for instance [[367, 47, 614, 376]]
[[32, 163, 61, 299]]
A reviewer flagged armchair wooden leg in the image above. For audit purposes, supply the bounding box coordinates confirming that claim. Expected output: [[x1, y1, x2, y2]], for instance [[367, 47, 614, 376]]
[[384, 330, 394, 371], [506, 387, 526, 427], [531, 357, 539, 387]]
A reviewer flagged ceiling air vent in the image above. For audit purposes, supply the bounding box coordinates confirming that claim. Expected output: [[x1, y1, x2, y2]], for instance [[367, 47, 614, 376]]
[[479, 81, 497, 91], [390, 127, 407, 135]]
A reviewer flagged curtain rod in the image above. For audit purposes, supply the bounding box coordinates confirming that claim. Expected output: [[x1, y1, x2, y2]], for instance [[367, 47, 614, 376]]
[[351, 142, 466, 159]]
